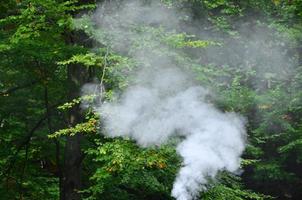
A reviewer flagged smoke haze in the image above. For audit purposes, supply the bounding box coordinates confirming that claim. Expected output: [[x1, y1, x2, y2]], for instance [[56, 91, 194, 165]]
[[80, 1, 249, 199]]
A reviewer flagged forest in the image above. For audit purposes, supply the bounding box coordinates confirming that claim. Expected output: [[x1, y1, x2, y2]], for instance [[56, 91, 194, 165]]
[[1, 0, 302, 200]]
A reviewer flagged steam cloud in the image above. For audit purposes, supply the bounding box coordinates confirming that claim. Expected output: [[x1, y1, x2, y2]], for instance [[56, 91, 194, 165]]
[[82, 1, 246, 199]]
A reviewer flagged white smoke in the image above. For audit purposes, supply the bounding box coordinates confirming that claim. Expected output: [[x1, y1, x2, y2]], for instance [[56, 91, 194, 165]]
[[99, 68, 245, 200], [81, 1, 246, 199]]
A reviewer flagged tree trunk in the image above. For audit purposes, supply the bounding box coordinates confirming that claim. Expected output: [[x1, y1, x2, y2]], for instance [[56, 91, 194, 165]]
[[63, 64, 90, 200], [62, 1, 96, 198]]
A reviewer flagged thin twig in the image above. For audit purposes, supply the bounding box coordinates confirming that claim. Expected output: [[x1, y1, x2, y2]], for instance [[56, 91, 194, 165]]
[[99, 46, 109, 96]]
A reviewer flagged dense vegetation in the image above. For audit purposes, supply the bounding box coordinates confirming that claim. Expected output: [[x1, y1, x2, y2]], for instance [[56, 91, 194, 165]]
[[1, 0, 302, 200]]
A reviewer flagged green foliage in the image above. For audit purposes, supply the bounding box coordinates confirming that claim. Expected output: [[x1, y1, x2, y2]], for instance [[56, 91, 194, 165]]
[[48, 118, 97, 138], [82, 139, 179, 200], [1, 0, 302, 200], [0, 0, 95, 199], [58, 53, 104, 67], [202, 173, 271, 200]]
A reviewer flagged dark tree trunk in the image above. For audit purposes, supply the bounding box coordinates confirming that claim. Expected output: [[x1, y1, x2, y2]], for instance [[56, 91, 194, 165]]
[[63, 134, 82, 200], [62, 1, 96, 198], [62, 64, 90, 200]]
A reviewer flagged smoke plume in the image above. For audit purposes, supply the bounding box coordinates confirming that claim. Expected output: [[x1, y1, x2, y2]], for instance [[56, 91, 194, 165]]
[[99, 68, 246, 200], [81, 1, 247, 199]]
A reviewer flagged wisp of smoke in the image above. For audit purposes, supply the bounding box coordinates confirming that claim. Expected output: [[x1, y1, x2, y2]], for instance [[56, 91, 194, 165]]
[[81, 1, 246, 199]]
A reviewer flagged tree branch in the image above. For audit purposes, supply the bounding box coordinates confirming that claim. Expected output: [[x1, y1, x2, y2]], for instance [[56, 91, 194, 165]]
[[0, 81, 38, 96]]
